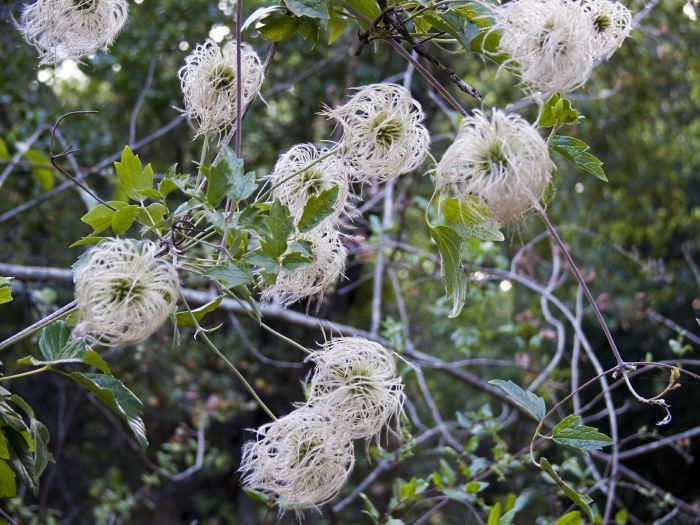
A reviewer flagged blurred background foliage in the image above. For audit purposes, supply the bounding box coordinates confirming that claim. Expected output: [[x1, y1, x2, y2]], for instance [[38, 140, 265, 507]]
[[0, 0, 699, 523]]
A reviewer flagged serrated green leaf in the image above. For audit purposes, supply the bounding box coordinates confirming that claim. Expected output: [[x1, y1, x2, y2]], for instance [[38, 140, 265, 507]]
[[539, 95, 580, 128], [24, 149, 54, 191], [259, 15, 299, 41], [442, 197, 504, 241], [114, 146, 141, 194], [68, 372, 148, 448], [176, 295, 224, 327], [0, 459, 17, 498], [205, 261, 253, 288], [538, 458, 594, 520], [554, 511, 582, 525], [261, 200, 294, 260], [550, 135, 607, 182], [206, 153, 235, 208], [430, 225, 467, 318], [111, 204, 138, 235], [488, 379, 545, 421], [552, 415, 613, 453], [297, 186, 339, 232], [81, 201, 128, 234], [284, 0, 328, 19]]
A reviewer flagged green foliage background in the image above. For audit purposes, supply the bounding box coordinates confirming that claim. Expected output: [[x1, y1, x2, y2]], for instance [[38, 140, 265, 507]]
[[0, 0, 699, 523]]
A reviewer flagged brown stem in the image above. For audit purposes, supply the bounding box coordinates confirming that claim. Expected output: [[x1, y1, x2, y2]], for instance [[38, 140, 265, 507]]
[[538, 209, 626, 368]]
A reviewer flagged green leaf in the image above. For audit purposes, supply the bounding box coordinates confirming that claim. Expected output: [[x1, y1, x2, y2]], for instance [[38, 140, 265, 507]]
[[159, 175, 178, 199], [17, 321, 111, 374], [328, 13, 348, 44], [69, 236, 110, 248], [297, 16, 320, 41], [24, 149, 54, 191], [0, 433, 9, 460], [261, 200, 294, 260], [297, 186, 339, 232], [111, 204, 139, 235], [138, 202, 169, 228], [284, 0, 328, 19], [539, 95, 580, 128], [114, 146, 153, 198], [430, 225, 467, 318], [345, 0, 380, 25], [466, 481, 488, 493], [442, 197, 504, 241], [488, 379, 545, 421], [554, 511, 582, 525], [552, 415, 613, 453], [68, 372, 148, 448], [550, 136, 607, 182], [176, 295, 224, 327], [0, 460, 17, 498], [81, 201, 128, 234], [230, 171, 257, 202], [359, 493, 380, 523], [205, 261, 253, 288], [281, 252, 312, 271], [259, 15, 299, 41], [0, 137, 10, 161], [0, 277, 12, 305], [38, 321, 71, 360], [538, 458, 594, 520], [615, 510, 628, 524], [487, 502, 502, 525], [206, 155, 234, 208]]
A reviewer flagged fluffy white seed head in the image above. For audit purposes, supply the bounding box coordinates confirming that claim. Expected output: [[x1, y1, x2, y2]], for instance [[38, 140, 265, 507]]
[[18, 0, 129, 65], [269, 144, 354, 228], [435, 109, 553, 224], [239, 405, 354, 511], [306, 337, 404, 441], [491, 0, 596, 94], [73, 238, 179, 346], [582, 0, 632, 60], [324, 83, 430, 182], [262, 227, 346, 306], [178, 39, 264, 139]]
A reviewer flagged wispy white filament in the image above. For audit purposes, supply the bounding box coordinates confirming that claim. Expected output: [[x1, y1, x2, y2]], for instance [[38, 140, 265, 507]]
[[240, 405, 354, 511], [306, 337, 404, 441], [491, 0, 596, 94], [73, 238, 179, 346], [324, 83, 430, 181], [269, 144, 354, 228], [582, 0, 632, 60], [435, 109, 553, 224], [178, 39, 264, 139], [262, 227, 346, 306], [18, 0, 128, 65]]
